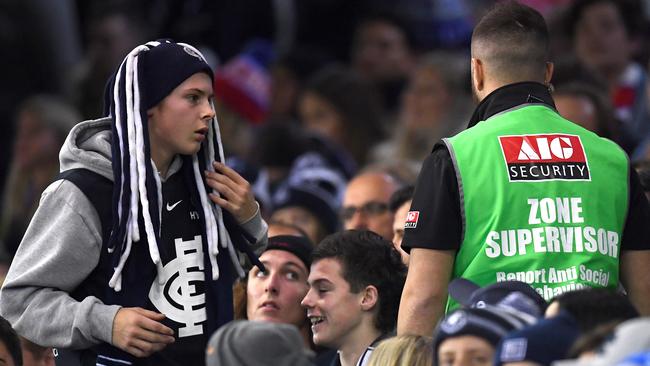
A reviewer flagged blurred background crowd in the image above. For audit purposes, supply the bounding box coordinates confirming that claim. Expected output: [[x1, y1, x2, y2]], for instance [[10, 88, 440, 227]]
[[4, 0, 650, 266], [3, 1, 650, 365]]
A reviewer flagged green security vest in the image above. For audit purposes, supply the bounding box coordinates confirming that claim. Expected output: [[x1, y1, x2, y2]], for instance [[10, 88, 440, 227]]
[[444, 104, 628, 310]]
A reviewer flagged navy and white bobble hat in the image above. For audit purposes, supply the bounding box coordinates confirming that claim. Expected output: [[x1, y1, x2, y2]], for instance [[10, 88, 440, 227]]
[[105, 40, 245, 291], [434, 307, 531, 363], [449, 278, 547, 318]]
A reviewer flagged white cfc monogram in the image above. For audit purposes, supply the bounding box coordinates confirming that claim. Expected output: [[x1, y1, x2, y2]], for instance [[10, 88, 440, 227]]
[[149, 235, 206, 337]]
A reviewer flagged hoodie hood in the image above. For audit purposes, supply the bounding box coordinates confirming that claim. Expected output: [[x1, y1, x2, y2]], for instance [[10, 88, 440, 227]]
[[59, 117, 114, 181]]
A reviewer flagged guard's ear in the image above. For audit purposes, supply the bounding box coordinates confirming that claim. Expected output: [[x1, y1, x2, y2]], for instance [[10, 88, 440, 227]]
[[471, 57, 485, 93], [544, 61, 554, 86], [360, 285, 378, 311]]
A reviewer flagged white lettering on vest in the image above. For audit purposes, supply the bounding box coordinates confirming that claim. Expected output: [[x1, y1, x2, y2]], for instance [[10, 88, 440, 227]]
[[527, 197, 583, 225]]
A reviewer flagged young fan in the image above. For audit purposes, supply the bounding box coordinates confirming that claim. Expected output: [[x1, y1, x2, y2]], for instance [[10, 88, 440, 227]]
[[0, 40, 267, 365]]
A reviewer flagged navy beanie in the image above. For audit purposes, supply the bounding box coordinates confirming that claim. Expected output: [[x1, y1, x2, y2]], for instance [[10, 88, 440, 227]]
[[449, 278, 547, 317], [434, 307, 530, 364], [138, 40, 214, 109]]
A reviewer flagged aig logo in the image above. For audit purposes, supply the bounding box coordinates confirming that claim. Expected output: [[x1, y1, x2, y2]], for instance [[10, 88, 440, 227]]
[[518, 136, 574, 160], [499, 134, 590, 182], [405, 211, 419, 228]]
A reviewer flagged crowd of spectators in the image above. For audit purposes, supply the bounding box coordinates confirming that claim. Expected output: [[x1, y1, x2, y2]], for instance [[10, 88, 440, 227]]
[[2, 0, 650, 365]]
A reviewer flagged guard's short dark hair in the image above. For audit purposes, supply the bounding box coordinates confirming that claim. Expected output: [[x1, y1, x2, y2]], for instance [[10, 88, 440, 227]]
[[313, 230, 407, 333], [388, 185, 414, 212], [472, 1, 549, 82], [0, 316, 22, 366]]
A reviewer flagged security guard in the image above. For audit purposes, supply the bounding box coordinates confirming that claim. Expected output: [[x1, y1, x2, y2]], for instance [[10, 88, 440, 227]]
[[397, 2, 650, 337]]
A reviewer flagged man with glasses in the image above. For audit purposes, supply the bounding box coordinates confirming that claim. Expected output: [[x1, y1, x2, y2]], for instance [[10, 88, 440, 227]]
[[341, 172, 399, 240]]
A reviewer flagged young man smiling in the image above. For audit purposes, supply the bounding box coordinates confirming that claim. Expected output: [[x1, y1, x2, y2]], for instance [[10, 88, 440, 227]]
[[301, 230, 406, 366]]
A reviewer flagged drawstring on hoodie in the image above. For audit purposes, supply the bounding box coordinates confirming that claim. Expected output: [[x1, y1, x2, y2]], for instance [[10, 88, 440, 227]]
[[107, 41, 246, 291]]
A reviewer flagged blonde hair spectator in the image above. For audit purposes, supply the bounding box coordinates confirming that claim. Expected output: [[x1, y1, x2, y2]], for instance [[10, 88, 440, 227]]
[[367, 335, 433, 366]]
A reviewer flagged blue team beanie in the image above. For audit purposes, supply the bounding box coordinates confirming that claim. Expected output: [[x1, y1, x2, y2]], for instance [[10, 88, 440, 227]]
[[494, 310, 581, 366], [102, 39, 262, 294], [138, 40, 214, 109], [434, 307, 530, 361]]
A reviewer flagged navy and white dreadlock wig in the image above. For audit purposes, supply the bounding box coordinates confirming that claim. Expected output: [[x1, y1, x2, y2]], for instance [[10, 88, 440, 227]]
[[104, 40, 252, 292]]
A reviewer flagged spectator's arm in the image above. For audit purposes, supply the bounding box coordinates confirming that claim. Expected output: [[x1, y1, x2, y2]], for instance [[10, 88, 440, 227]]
[[397, 248, 455, 336], [0, 180, 120, 348], [206, 161, 268, 257], [621, 250, 650, 315], [239, 202, 268, 257]]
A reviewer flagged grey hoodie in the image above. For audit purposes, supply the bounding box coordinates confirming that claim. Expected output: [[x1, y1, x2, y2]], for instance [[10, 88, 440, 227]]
[[0, 118, 268, 349]]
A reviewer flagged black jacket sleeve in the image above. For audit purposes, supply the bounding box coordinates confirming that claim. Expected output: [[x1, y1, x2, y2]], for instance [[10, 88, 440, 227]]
[[622, 167, 650, 250], [401, 143, 462, 252]]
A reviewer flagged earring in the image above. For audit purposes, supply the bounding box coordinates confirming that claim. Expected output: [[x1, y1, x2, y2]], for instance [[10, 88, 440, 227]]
[[547, 83, 555, 93]]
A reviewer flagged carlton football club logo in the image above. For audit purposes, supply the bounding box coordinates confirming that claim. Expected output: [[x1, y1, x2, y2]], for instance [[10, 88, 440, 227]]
[[149, 235, 206, 338], [183, 46, 202, 60], [498, 134, 590, 182]]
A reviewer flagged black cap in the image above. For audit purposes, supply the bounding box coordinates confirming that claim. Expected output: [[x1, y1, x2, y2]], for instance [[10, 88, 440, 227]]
[[266, 235, 314, 269], [449, 278, 547, 317]]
